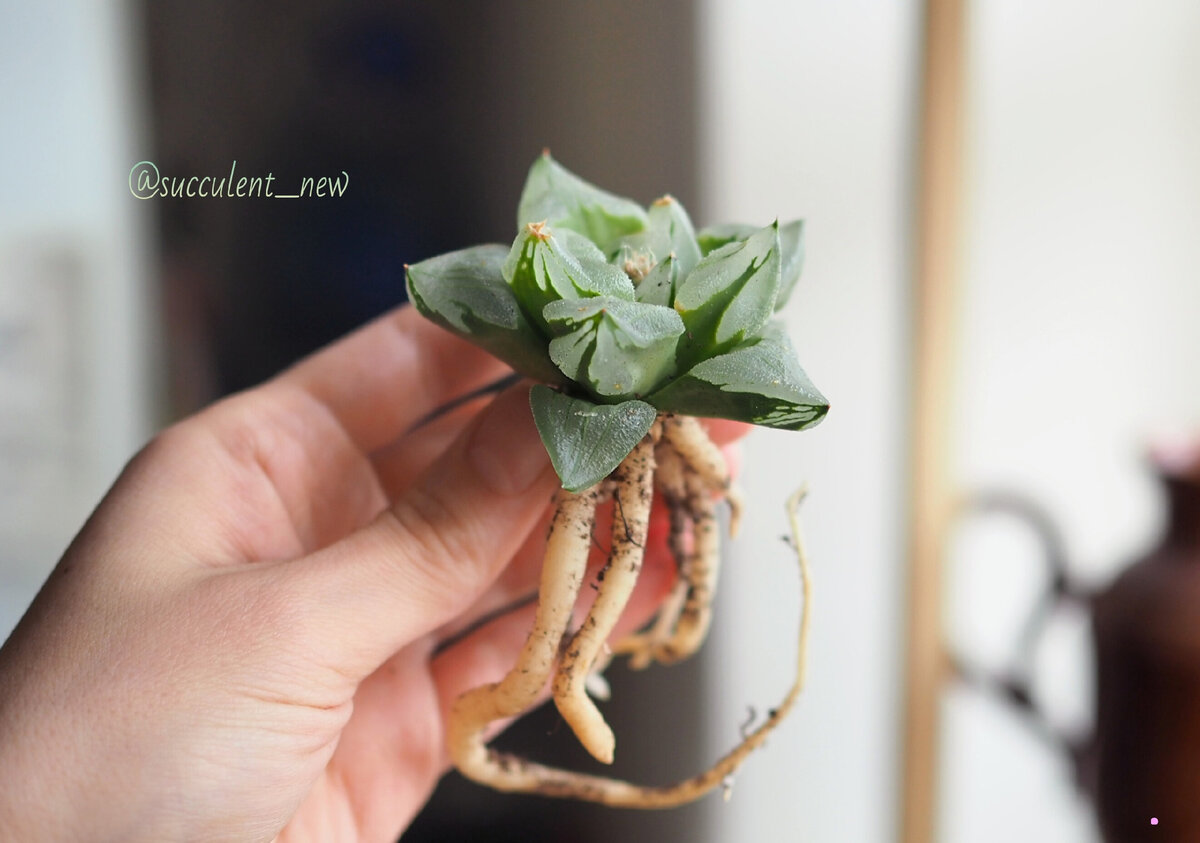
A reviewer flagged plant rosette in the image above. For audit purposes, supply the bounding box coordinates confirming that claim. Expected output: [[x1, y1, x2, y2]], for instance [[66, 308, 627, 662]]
[[405, 152, 827, 807]]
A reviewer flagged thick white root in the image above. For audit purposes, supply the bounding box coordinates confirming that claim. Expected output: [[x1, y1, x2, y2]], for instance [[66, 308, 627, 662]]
[[448, 486, 601, 782], [552, 434, 656, 764], [619, 577, 688, 671], [650, 470, 720, 665], [448, 487, 814, 808], [616, 426, 737, 669], [614, 442, 690, 670], [662, 415, 743, 535], [446, 398, 810, 810]]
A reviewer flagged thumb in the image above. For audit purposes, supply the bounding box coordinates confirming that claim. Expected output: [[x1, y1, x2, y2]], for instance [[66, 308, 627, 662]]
[[275, 382, 559, 681]]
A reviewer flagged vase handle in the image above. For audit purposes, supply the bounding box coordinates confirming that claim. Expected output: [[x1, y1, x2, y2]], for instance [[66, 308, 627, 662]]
[[947, 492, 1092, 775]]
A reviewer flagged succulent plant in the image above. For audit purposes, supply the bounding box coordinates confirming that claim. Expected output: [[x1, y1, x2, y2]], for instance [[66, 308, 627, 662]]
[[405, 153, 826, 808], [406, 152, 828, 493]]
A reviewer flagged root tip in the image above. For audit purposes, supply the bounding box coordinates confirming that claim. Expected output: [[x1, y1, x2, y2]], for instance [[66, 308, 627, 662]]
[[586, 731, 616, 765]]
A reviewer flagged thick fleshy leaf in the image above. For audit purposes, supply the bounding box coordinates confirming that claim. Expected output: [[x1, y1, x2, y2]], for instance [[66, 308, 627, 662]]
[[517, 153, 648, 254], [648, 322, 828, 430], [634, 254, 678, 307], [574, 256, 636, 302], [529, 385, 657, 492], [556, 227, 608, 263], [650, 197, 702, 276], [405, 245, 563, 384], [775, 220, 806, 311], [554, 228, 637, 300], [545, 296, 684, 401], [620, 195, 702, 278], [696, 223, 756, 256], [502, 223, 635, 333], [698, 221, 805, 310], [673, 222, 781, 370]]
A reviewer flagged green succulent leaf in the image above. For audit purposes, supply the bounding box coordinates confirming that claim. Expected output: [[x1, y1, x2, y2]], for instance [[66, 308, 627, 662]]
[[696, 223, 757, 256], [556, 227, 608, 263], [650, 197, 702, 276], [698, 220, 805, 310], [634, 254, 678, 307], [406, 154, 828, 445], [673, 222, 781, 370], [502, 223, 635, 333], [405, 245, 563, 384], [545, 296, 684, 401], [775, 220, 806, 311], [529, 385, 657, 492], [555, 228, 637, 299], [517, 153, 648, 254], [648, 322, 828, 430], [621, 196, 703, 279]]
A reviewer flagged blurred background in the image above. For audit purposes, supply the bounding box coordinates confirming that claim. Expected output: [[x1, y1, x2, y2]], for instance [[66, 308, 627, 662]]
[[3, 1, 1200, 840]]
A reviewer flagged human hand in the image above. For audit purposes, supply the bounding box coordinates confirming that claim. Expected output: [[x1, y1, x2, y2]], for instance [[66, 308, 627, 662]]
[[0, 306, 746, 842]]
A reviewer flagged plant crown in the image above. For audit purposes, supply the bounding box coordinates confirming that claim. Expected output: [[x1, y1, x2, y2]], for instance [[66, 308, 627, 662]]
[[406, 153, 828, 491]]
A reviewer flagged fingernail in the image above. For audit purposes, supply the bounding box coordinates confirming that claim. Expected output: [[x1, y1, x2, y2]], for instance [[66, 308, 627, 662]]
[[468, 384, 551, 495]]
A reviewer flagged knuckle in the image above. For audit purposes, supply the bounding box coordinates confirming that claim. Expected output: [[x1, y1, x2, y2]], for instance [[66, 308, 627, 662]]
[[120, 418, 210, 486]]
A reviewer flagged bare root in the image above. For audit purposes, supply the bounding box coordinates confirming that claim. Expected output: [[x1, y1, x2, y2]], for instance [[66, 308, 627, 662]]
[[552, 433, 656, 763], [615, 417, 739, 668], [614, 440, 689, 670], [447, 410, 811, 809], [662, 415, 743, 535], [649, 470, 720, 665], [450, 487, 814, 808], [448, 486, 601, 782]]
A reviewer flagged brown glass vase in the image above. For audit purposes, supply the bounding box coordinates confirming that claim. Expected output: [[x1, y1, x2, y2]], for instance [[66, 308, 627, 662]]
[[1091, 444, 1200, 840], [951, 440, 1200, 842]]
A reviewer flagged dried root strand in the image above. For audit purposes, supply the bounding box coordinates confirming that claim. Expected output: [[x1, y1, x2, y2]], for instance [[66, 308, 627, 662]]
[[552, 433, 656, 764], [448, 485, 602, 781], [454, 487, 815, 808]]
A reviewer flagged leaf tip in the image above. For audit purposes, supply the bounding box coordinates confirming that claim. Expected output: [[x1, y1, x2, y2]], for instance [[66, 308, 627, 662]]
[[526, 220, 551, 242]]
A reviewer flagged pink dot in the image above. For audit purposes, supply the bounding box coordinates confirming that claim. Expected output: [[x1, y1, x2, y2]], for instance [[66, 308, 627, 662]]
[[1152, 818, 1159, 826]]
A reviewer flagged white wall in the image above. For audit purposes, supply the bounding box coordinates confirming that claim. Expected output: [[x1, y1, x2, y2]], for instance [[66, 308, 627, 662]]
[[0, 1, 155, 640], [941, 3, 1200, 841], [698, 3, 919, 841]]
